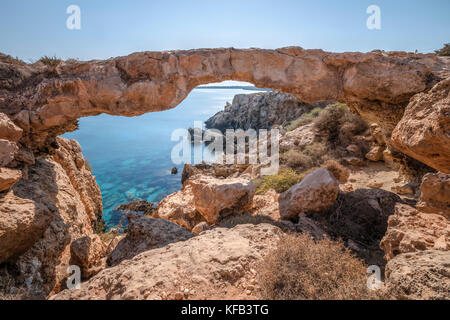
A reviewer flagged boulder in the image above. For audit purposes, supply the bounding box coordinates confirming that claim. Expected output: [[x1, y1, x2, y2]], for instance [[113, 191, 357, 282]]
[[417, 172, 450, 218], [279, 168, 339, 220], [156, 184, 203, 230], [107, 213, 194, 266], [0, 186, 55, 263], [391, 77, 450, 173], [188, 175, 256, 225], [70, 234, 108, 279], [380, 204, 449, 261], [0, 167, 22, 192], [385, 250, 450, 300], [181, 163, 240, 185]]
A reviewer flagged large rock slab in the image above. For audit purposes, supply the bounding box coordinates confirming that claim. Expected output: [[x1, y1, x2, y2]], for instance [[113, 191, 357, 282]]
[[70, 234, 108, 280], [51, 224, 282, 300], [107, 213, 194, 266], [188, 175, 256, 225], [279, 168, 339, 220], [385, 250, 450, 300]]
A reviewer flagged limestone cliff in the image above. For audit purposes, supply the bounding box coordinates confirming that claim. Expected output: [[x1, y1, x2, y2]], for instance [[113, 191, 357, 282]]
[[0, 136, 102, 297], [205, 91, 329, 132]]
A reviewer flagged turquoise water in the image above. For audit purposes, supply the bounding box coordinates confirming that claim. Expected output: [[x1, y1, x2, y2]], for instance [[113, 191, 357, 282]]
[[63, 87, 262, 228]]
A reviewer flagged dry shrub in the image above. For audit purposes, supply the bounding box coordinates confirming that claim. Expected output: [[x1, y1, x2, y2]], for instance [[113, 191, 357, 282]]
[[258, 233, 378, 300], [323, 160, 349, 183], [38, 55, 62, 67], [435, 43, 450, 56], [314, 103, 368, 148], [302, 142, 328, 165], [255, 168, 300, 194], [283, 150, 313, 170]]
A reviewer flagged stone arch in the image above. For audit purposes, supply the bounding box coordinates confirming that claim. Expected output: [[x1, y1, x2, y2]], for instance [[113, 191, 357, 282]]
[[0, 48, 447, 170]]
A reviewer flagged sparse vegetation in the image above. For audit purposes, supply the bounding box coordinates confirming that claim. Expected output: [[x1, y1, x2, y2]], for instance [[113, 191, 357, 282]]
[[286, 107, 323, 131], [283, 149, 313, 170], [0, 54, 25, 65], [255, 168, 300, 194], [95, 217, 107, 235], [38, 55, 62, 67], [314, 103, 368, 149], [258, 233, 379, 300], [435, 43, 450, 56]]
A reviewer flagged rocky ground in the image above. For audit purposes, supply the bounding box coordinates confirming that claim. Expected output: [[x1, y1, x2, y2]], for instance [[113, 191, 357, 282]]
[[0, 49, 449, 300], [52, 92, 449, 301]]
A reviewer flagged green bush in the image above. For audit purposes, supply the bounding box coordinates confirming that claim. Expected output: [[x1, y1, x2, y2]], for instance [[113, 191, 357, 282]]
[[255, 168, 300, 194]]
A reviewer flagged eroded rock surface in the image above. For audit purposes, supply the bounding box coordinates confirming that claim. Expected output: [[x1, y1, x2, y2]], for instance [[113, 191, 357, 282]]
[[380, 204, 449, 261], [188, 175, 255, 225], [385, 250, 450, 300], [70, 234, 108, 280], [51, 224, 282, 300], [391, 77, 450, 173], [417, 172, 450, 218], [107, 213, 194, 267], [0, 137, 102, 296]]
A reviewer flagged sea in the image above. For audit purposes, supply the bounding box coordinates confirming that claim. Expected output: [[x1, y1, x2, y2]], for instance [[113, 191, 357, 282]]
[[63, 84, 265, 228]]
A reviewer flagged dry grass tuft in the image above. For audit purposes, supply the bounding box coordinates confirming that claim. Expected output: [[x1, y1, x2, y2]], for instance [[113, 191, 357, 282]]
[[258, 233, 380, 300], [322, 160, 349, 183]]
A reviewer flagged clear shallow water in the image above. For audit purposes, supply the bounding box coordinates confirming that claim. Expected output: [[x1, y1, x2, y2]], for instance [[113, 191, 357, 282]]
[[63, 87, 262, 228]]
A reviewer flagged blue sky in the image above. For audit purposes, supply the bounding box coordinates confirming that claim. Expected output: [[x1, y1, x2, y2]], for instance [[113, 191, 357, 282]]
[[1, 0, 449, 61]]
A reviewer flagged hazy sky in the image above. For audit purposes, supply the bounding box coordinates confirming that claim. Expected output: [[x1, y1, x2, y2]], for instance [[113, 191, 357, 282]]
[[1, 0, 449, 61]]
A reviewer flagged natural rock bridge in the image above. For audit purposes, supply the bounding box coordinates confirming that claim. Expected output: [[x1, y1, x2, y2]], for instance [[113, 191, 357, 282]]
[[1, 47, 449, 171], [0, 47, 449, 296]]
